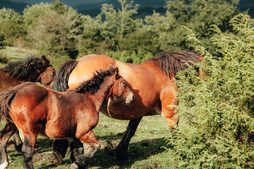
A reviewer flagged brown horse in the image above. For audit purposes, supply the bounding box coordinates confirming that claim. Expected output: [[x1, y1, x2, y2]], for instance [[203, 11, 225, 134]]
[[50, 51, 201, 162], [0, 55, 55, 90], [0, 55, 55, 152], [0, 66, 134, 169]]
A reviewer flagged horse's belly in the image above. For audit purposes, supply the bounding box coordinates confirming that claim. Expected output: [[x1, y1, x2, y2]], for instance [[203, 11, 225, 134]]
[[43, 123, 75, 139], [100, 100, 156, 120]]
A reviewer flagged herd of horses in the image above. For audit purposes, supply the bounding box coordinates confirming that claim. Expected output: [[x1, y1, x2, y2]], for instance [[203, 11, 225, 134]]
[[0, 51, 201, 168]]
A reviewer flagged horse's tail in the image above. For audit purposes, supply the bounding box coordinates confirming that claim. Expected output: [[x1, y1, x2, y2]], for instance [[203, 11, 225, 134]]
[[148, 51, 201, 79], [52, 60, 78, 92], [0, 90, 17, 122]]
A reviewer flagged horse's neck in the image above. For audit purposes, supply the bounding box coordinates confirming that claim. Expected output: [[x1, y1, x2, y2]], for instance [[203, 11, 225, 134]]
[[1, 68, 38, 82], [88, 77, 114, 113]]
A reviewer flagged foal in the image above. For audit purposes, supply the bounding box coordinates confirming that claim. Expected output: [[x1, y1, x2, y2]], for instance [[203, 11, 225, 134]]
[[0, 67, 134, 169]]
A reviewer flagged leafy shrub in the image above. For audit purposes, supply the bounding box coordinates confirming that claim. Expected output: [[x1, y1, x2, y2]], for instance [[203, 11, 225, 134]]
[[166, 14, 254, 168], [0, 33, 5, 48]]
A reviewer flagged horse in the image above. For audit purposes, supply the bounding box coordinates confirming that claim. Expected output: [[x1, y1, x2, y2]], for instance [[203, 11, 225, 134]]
[[50, 51, 201, 162], [0, 55, 56, 152], [0, 66, 134, 169], [0, 55, 55, 90]]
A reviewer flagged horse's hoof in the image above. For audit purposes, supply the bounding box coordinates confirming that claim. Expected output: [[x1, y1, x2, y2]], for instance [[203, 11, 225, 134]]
[[53, 151, 63, 164], [71, 162, 87, 169], [71, 163, 78, 169], [0, 161, 8, 169], [15, 143, 23, 153]]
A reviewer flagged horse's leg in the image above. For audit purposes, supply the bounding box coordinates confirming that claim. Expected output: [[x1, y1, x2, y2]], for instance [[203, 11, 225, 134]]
[[22, 134, 37, 169], [116, 118, 142, 161], [52, 139, 69, 164], [160, 89, 179, 129], [12, 130, 23, 152], [69, 138, 84, 163], [0, 122, 18, 169], [71, 130, 101, 169]]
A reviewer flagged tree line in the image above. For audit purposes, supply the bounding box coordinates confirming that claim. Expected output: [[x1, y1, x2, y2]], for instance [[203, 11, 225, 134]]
[[0, 0, 242, 63]]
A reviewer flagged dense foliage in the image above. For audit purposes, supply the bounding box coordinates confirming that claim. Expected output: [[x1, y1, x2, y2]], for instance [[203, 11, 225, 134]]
[[166, 14, 254, 168], [0, 0, 243, 60], [0, 0, 253, 168]]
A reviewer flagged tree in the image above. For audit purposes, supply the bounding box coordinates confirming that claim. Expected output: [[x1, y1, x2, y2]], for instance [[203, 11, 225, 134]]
[[0, 8, 25, 46], [98, 0, 143, 51], [166, 14, 254, 168], [146, 0, 240, 52], [24, 1, 83, 58], [0, 33, 5, 48]]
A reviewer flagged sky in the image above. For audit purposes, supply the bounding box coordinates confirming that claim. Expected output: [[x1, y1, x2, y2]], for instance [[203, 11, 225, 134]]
[[9, 0, 110, 7]]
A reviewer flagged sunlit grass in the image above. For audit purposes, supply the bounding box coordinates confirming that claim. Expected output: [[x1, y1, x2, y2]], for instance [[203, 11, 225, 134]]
[[0, 46, 38, 62]]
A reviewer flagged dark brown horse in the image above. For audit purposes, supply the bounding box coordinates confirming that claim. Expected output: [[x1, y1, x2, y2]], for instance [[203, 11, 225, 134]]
[[0, 66, 134, 169], [0, 55, 55, 152], [51, 51, 201, 162], [0, 55, 55, 90]]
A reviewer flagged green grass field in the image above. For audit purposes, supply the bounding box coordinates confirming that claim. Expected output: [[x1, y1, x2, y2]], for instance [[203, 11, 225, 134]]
[[0, 47, 174, 169], [1, 114, 173, 169]]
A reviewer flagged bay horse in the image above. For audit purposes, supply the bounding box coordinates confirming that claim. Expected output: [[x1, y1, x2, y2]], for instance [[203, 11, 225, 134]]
[[51, 51, 201, 162], [0, 55, 55, 152], [0, 66, 134, 169]]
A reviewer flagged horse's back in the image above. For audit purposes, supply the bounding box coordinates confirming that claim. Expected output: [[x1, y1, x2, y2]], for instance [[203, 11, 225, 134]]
[[12, 82, 49, 109], [69, 55, 116, 89]]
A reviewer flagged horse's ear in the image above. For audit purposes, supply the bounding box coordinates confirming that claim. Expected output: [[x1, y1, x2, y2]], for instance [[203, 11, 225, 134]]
[[114, 67, 119, 76], [41, 55, 50, 66]]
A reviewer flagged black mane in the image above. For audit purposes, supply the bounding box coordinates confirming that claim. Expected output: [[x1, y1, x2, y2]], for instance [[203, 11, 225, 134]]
[[74, 66, 117, 94], [1, 56, 50, 80], [147, 51, 200, 78]]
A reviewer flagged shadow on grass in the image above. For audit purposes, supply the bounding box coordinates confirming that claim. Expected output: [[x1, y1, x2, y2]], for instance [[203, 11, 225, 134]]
[[87, 137, 170, 169], [7, 133, 171, 169]]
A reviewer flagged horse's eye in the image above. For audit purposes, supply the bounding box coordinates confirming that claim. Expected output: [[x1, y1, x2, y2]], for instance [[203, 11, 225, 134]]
[[123, 81, 126, 86]]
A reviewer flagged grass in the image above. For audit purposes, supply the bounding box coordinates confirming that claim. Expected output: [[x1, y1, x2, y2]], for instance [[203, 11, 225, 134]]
[[1, 114, 173, 169]]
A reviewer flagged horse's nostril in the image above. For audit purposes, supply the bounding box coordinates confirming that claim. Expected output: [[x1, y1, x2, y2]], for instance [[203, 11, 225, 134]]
[[132, 95, 135, 100]]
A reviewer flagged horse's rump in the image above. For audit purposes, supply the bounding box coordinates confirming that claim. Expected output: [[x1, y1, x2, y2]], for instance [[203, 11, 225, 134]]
[[0, 90, 17, 122]]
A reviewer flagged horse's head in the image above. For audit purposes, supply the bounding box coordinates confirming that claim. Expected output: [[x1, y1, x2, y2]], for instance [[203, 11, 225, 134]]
[[36, 55, 56, 87], [106, 67, 134, 104]]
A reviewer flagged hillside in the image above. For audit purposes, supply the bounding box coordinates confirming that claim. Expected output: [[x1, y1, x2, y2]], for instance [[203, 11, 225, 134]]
[[0, 0, 253, 18]]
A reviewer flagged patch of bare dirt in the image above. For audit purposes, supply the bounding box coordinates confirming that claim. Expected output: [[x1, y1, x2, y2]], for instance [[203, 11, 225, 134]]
[[33, 151, 58, 167]]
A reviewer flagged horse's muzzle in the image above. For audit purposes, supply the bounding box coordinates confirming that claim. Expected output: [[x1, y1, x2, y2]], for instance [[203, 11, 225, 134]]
[[125, 93, 134, 104]]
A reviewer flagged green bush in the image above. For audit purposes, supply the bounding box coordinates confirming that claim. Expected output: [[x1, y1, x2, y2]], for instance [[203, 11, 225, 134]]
[[0, 33, 5, 48], [166, 14, 254, 168]]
